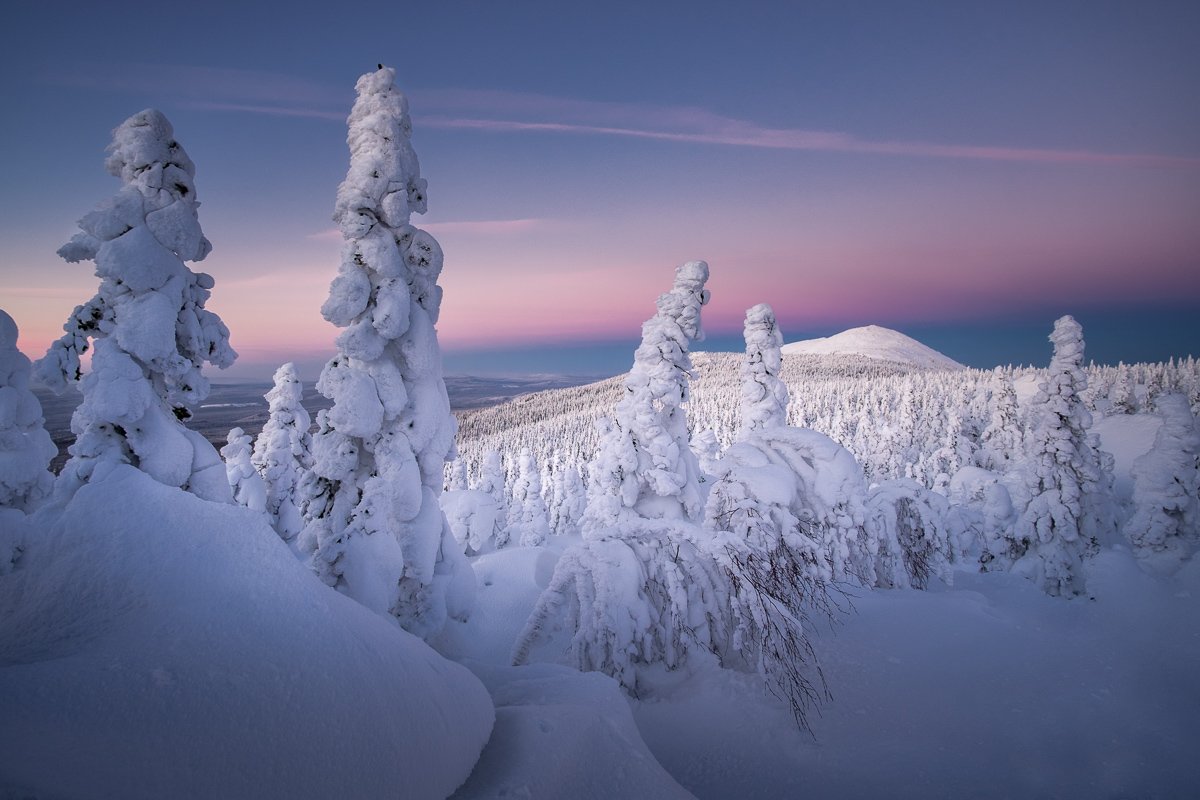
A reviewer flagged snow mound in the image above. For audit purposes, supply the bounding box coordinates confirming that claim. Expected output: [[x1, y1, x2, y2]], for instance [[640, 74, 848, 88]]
[[780, 325, 963, 370], [454, 663, 694, 799], [0, 466, 493, 800]]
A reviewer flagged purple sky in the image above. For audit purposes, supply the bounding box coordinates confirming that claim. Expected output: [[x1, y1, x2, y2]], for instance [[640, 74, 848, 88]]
[[2, 1, 1197, 377]]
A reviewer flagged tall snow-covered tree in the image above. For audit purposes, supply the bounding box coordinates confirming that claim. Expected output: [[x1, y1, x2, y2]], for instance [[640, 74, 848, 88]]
[[508, 448, 550, 547], [516, 262, 727, 698], [474, 449, 510, 546], [36, 109, 235, 502], [582, 260, 711, 535], [1013, 315, 1116, 596], [222, 427, 266, 512], [979, 373, 1022, 471], [0, 310, 56, 513], [251, 362, 313, 540], [299, 66, 471, 638], [1125, 393, 1199, 569], [739, 303, 789, 437]]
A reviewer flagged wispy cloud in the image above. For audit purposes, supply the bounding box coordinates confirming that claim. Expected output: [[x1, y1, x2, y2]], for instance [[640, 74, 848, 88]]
[[308, 218, 551, 241], [43, 62, 348, 109], [45, 64, 1197, 169], [178, 101, 344, 121]]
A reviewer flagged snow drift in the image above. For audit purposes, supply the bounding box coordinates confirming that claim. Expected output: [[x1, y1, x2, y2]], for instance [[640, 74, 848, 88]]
[[0, 466, 493, 799]]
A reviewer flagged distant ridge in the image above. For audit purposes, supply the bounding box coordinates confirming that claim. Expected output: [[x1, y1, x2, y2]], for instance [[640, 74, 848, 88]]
[[780, 325, 964, 370]]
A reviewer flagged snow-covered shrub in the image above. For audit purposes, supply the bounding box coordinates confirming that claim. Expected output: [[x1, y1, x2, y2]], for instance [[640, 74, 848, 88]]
[[1013, 316, 1117, 596], [508, 448, 550, 547], [222, 427, 266, 512], [251, 363, 312, 540], [865, 479, 951, 589], [1125, 394, 1199, 569], [36, 109, 235, 502], [702, 435, 838, 730], [299, 67, 471, 638], [0, 310, 56, 514]]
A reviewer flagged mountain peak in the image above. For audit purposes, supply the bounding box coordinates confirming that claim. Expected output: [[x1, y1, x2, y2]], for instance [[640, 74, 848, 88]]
[[780, 325, 963, 369]]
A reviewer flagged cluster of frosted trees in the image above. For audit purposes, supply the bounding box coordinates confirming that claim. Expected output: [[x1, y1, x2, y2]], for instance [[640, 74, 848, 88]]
[[0, 67, 473, 643]]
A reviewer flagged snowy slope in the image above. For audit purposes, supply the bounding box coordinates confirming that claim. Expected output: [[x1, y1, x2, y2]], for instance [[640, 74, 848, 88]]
[[0, 466, 493, 800], [781, 324, 963, 369]]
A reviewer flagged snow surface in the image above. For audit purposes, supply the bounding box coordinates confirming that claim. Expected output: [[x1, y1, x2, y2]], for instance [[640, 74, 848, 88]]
[[781, 324, 964, 370], [0, 466, 493, 799]]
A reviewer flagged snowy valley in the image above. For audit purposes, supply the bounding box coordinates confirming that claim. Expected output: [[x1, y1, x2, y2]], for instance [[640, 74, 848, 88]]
[[2, 66, 1198, 800]]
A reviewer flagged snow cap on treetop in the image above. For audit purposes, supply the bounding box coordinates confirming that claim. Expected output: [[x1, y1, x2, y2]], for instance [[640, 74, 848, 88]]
[[660, 260, 710, 343]]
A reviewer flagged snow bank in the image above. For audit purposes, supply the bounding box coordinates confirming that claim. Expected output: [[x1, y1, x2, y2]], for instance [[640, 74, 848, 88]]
[[454, 663, 694, 799], [0, 466, 493, 799]]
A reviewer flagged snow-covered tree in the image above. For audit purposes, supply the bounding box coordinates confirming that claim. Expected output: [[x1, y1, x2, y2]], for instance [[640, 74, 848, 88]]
[[299, 66, 471, 638], [474, 449, 510, 546], [36, 109, 235, 502], [1013, 316, 1116, 596], [582, 260, 711, 535], [979, 374, 1022, 471], [446, 457, 468, 492], [508, 448, 550, 547], [251, 362, 312, 540], [865, 479, 951, 589], [739, 303, 789, 437], [1125, 394, 1199, 569], [516, 262, 727, 698], [550, 464, 586, 536], [692, 427, 723, 479], [222, 427, 266, 512], [1109, 364, 1136, 414], [0, 310, 56, 513]]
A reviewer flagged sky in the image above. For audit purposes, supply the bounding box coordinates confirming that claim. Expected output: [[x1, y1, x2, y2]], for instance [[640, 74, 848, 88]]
[[1, 1, 1197, 379]]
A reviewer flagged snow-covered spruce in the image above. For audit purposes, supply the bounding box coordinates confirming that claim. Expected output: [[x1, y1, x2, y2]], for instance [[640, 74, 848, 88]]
[[508, 448, 550, 547], [514, 262, 728, 696], [582, 260, 711, 534], [1012, 315, 1117, 596], [1125, 393, 1199, 569], [251, 363, 313, 540], [299, 67, 471, 638], [35, 110, 235, 503], [739, 303, 789, 437], [0, 310, 56, 514], [222, 428, 266, 512]]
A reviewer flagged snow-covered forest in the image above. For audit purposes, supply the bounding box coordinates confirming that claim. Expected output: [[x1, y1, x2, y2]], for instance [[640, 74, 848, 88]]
[[2, 67, 1198, 799]]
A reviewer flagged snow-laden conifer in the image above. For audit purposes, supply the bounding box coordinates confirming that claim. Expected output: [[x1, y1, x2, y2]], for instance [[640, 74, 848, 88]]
[[582, 260, 711, 534], [446, 457, 468, 492], [36, 110, 235, 502], [0, 310, 56, 513], [474, 449, 510, 546], [1125, 394, 1199, 569], [508, 448, 550, 547], [515, 262, 728, 699], [1013, 315, 1116, 596], [299, 67, 470, 638], [251, 363, 312, 540], [222, 427, 266, 512], [739, 303, 789, 437]]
